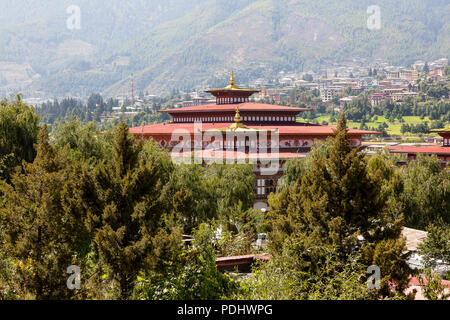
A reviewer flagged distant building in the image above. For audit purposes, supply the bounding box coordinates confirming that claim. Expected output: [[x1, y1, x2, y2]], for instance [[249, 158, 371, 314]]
[[378, 80, 393, 88], [258, 87, 284, 104], [382, 87, 406, 95], [389, 128, 450, 167], [386, 71, 400, 80], [339, 96, 357, 109], [390, 91, 418, 103], [412, 61, 425, 70], [294, 80, 318, 90], [370, 92, 388, 106], [430, 58, 448, 69], [429, 67, 445, 82], [399, 70, 418, 82], [279, 77, 294, 85], [129, 73, 379, 209], [180, 97, 214, 108], [320, 86, 344, 102]]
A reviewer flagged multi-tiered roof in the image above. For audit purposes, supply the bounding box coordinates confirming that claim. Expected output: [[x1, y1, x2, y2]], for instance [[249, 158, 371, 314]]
[[130, 73, 379, 137]]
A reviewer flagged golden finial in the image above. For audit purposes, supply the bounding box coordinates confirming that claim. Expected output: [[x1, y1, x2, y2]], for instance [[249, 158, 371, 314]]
[[229, 71, 235, 86], [234, 106, 241, 123]]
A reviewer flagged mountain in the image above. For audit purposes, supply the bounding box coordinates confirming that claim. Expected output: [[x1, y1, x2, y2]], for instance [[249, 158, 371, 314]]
[[0, 0, 448, 98]]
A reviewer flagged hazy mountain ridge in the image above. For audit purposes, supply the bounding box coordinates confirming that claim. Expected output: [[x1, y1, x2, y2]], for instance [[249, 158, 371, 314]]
[[0, 0, 448, 98]]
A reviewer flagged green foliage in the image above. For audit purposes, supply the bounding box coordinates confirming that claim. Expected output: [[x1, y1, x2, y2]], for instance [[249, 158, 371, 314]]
[[133, 223, 239, 300], [418, 268, 450, 300], [0, 126, 91, 299], [214, 203, 266, 257], [419, 225, 450, 270], [278, 139, 332, 190], [0, 96, 40, 181], [2, 110, 449, 300], [268, 113, 411, 298], [237, 242, 375, 300], [51, 120, 111, 164], [165, 163, 255, 234], [400, 154, 450, 229], [85, 122, 174, 299]]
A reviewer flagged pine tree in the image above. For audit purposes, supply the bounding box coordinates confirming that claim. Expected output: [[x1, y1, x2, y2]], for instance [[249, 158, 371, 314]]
[[0, 126, 90, 299], [86, 122, 174, 299], [268, 113, 412, 297]]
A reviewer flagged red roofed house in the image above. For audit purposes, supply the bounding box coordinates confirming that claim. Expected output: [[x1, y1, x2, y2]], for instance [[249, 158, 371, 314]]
[[129, 73, 380, 210], [389, 129, 450, 167]]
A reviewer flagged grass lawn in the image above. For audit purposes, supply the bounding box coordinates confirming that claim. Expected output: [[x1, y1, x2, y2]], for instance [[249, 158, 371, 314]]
[[297, 115, 450, 136]]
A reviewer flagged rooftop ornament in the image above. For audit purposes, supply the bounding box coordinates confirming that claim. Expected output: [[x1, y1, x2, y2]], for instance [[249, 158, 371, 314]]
[[205, 72, 260, 105]]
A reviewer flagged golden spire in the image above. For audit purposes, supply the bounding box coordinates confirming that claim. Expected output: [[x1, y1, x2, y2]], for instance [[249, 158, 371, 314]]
[[229, 71, 235, 86], [227, 106, 248, 130], [234, 106, 241, 123]]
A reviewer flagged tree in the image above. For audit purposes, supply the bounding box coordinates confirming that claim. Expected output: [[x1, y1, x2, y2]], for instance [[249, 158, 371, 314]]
[[289, 89, 296, 106], [0, 126, 91, 299], [0, 95, 40, 181], [87, 93, 104, 111], [268, 113, 411, 298], [164, 163, 254, 234], [133, 223, 238, 300], [418, 268, 450, 300], [419, 225, 450, 270], [236, 241, 374, 300], [400, 155, 450, 229], [51, 120, 110, 164], [86, 122, 175, 299]]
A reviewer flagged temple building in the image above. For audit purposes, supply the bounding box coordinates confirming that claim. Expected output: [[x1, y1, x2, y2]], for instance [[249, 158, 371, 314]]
[[129, 73, 379, 210], [389, 128, 450, 167]]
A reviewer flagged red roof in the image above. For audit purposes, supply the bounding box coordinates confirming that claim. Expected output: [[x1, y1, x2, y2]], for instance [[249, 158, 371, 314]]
[[129, 122, 380, 136], [389, 145, 450, 155], [160, 102, 311, 113], [409, 276, 450, 288]]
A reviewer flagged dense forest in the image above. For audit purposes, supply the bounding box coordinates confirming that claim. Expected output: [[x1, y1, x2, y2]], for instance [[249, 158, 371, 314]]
[[35, 92, 172, 129], [0, 97, 449, 300]]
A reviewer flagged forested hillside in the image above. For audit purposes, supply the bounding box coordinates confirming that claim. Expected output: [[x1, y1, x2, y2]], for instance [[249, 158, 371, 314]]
[[0, 0, 448, 97]]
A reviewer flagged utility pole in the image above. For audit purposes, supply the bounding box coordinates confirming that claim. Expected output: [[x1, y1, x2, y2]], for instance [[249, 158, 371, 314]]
[[130, 73, 135, 108]]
